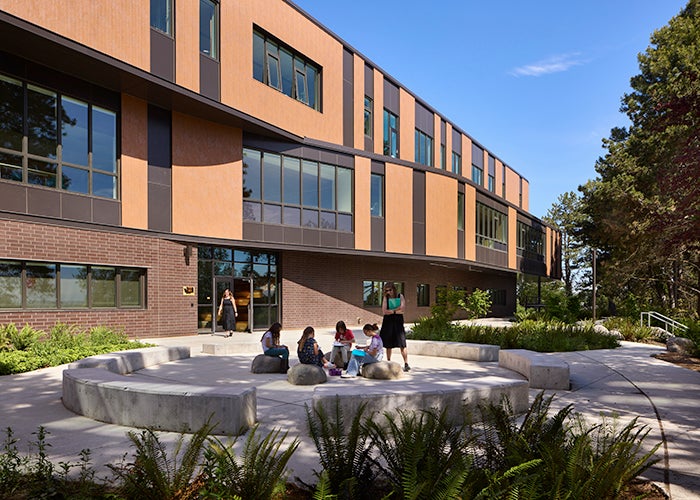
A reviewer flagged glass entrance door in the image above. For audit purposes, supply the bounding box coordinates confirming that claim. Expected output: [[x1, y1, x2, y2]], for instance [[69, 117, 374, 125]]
[[214, 278, 233, 333], [233, 277, 252, 332]]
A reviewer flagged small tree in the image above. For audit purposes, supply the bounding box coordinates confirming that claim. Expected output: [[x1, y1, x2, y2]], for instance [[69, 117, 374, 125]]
[[459, 289, 492, 319]]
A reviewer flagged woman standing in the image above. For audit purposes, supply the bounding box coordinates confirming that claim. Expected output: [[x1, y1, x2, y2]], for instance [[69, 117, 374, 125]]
[[297, 326, 334, 368], [218, 288, 237, 337], [260, 322, 289, 373], [379, 282, 410, 372]]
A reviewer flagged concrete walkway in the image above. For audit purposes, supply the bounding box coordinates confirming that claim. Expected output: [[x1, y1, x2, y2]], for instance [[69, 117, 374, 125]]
[[2, 327, 699, 498]]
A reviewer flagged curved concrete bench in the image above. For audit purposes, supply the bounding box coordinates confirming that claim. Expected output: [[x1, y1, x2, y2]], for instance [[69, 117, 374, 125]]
[[498, 349, 570, 390], [313, 376, 528, 426], [407, 340, 499, 361], [62, 347, 256, 435]]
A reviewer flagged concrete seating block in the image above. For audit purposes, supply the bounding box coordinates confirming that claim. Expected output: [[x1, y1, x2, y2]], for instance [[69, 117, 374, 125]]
[[288, 363, 327, 385], [499, 349, 570, 390], [67, 346, 190, 374], [361, 361, 403, 379], [407, 340, 499, 361], [251, 354, 285, 373]]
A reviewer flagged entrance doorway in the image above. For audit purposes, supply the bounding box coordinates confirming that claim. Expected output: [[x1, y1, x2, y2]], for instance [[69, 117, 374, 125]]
[[214, 278, 252, 333]]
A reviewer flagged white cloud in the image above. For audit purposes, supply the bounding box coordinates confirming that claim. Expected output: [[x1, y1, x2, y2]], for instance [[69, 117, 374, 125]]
[[510, 53, 585, 77]]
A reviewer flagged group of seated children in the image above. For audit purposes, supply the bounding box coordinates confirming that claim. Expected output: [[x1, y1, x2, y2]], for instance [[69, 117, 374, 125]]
[[260, 320, 383, 378]]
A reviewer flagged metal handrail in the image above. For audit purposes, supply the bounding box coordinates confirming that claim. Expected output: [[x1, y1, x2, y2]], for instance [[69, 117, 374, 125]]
[[640, 311, 688, 335]]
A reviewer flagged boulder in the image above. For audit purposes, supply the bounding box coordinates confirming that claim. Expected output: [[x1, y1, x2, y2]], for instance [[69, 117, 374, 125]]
[[667, 336, 696, 356], [361, 361, 403, 380], [251, 354, 285, 374], [288, 363, 327, 385]]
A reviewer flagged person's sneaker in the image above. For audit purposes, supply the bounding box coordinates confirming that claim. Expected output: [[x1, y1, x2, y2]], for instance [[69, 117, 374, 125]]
[[324, 362, 336, 369], [340, 372, 355, 378], [404, 363, 411, 372]]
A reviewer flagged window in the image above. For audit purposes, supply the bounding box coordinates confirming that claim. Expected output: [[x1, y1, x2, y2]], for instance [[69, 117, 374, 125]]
[[200, 0, 219, 59], [417, 283, 430, 307], [383, 109, 399, 158], [364, 96, 373, 137], [472, 164, 483, 186], [489, 289, 507, 306], [370, 173, 383, 217], [253, 29, 320, 110], [457, 192, 465, 231], [517, 221, 545, 261], [242, 147, 353, 232], [0, 260, 145, 309], [363, 280, 403, 306], [487, 155, 496, 192], [440, 144, 446, 170], [488, 174, 495, 192], [150, 0, 172, 35], [452, 152, 461, 175], [476, 202, 507, 251], [414, 129, 433, 167], [0, 74, 118, 198]]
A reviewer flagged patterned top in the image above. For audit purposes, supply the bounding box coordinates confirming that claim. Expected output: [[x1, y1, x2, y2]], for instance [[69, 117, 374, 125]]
[[298, 337, 319, 364], [367, 335, 384, 359]]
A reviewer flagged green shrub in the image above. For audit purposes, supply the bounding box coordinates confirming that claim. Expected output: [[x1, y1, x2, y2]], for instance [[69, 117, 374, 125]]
[[603, 317, 655, 342], [458, 288, 492, 320], [2, 323, 43, 351]]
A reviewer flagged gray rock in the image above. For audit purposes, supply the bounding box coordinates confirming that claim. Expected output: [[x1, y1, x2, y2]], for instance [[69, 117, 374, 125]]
[[287, 363, 327, 385], [251, 354, 284, 373], [667, 337, 696, 356], [607, 329, 624, 340], [593, 324, 610, 335], [361, 361, 403, 380]]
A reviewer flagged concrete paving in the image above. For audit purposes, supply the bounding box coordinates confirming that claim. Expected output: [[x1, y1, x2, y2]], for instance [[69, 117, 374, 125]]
[[2, 325, 699, 498]]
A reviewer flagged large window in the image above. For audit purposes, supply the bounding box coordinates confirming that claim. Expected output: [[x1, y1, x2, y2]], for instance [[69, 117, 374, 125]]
[[414, 129, 433, 167], [472, 164, 484, 186], [370, 173, 383, 217], [364, 96, 373, 138], [200, 0, 219, 59], [476, 202, 507, 251], [242, 148, 353, 232], [0, 261, 145, 309], [150, 0, 172, 35], [417, 283, 430, 307], [440, 144, 446, 170], [0, 74, 118, 198], [452, 152, 461, 175], [253, 29, 320, 111], [383, 109, 399, 158], [363, 280, 403, 306], [457, 192, 465, 231], [517, 221, 546, 261]]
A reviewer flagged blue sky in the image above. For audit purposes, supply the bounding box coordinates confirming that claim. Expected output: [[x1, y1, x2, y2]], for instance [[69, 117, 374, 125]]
[[293, 0, 688, 219]]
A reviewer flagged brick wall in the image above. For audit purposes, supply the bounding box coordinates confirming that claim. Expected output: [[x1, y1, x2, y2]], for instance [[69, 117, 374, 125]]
[[281, 251, 516, 330], [0, 218, 198, 338]]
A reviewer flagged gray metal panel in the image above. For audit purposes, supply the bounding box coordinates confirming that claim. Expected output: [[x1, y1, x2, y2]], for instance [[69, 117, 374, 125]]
[[283, 226, 303, 245], [338, 232, 355, 249], [364, 63, 374, 97], [475, 193, 507, 213], [452, 128, 462, 154], [147, 183, 171, 231], [92, 197, 120, 225], [458, 229, 464, 259], [383, 80, 399, 114], [27, 188, 60, 217], [371, 217, 385, 251], [148, 164, 172, 186], [303, 228, 321, 246], [413, 221, 425, 255], [61, 193, 92, 222], [320, 230, 338, 248], [488, 155, 496, 176], [371, 160, 384, 174], [0, 182, 27, 213], [475, 246, 508, 268], [150, 29, 174, 81], [414, 101, 433, 135], [413, 170, 425, 224], [364, 136, 373, 153], [243, 222, 264, 241], [472, 143, 484, 168], [263, 224, 285, 243], [343, 49, 354, 148], [199, 54, 220, 101]]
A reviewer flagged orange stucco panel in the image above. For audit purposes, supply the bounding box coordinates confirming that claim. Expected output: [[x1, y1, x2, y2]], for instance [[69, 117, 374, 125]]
[[399, 89, 415, 161], [495, 159, 504, 199], [120, 95, 149, 230], [175, 0, 199, 92], [505, 166, 520, 206], [425, 173, 457, 258], [0, 0, 149, 71], [221, 0, 343, 144], [353, 54, 365, 150], [508, 207, 517, 269], [521, 178, 530, 211], [463, 135, 472, 179], [354, 156, 372, 250], [385, 162, 413, 254], [464, 185, 476, 261], [171, 113, 242, 239], [373, 70, 384, 155]]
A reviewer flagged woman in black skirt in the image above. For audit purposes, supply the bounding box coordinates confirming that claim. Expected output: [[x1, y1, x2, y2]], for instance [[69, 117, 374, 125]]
[[379, 282, 410, 372]]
